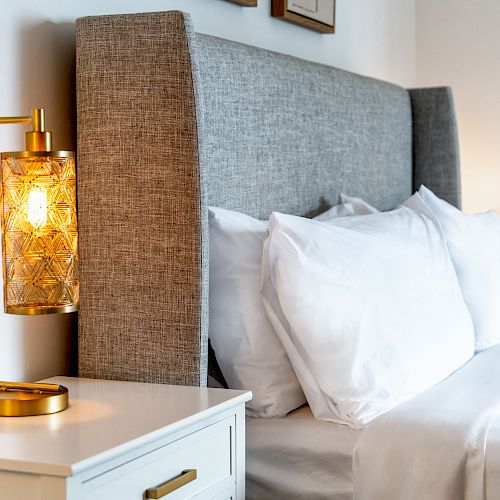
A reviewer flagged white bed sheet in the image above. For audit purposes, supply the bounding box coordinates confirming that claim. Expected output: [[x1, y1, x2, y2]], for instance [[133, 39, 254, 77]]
[[246, 405, 360, 500], [485, 415, 500, 499], [354, 343, 500, 500]]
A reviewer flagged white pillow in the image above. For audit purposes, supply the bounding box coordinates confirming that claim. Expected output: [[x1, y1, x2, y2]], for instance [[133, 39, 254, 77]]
[[314, 201, 368, 219], [261, 209, 474, 428], [338, 193, 380, 215], [402, 185, 500, 351], [209, 202, 360, 418]]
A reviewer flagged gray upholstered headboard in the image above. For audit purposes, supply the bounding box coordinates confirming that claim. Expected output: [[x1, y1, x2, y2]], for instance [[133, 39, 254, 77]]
[[76, 10, 461, 387]]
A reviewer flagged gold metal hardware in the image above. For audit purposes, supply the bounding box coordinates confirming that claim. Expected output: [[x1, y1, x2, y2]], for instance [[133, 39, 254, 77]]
[[0, 150, 74, 159], [145, 469, 197, 498], [0, 109, 52, 152], [0, 116, 31, 124], [0, 383, 69, 417], [0, 382, 63, 393], [5, 304, 78, 316]]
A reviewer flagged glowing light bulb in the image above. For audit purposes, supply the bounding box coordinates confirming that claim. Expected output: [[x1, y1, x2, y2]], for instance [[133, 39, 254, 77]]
[[27, 188, 48, 227]]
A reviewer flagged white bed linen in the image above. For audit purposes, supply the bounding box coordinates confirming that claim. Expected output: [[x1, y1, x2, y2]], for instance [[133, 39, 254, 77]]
[[261, 209, 474, 428], [485, 416, 500, 499], [354, 344, 500, 500], [246, 405, 360, 500]]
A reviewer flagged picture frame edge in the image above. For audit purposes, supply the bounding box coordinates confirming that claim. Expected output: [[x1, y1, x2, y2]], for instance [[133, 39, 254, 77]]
[[271, 0, 335, 34], [227, 0, 258, 7]]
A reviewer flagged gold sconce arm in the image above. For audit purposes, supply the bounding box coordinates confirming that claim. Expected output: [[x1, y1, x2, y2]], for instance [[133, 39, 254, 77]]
[[0, 116, 32, 125], [0, 109, 52, 152]]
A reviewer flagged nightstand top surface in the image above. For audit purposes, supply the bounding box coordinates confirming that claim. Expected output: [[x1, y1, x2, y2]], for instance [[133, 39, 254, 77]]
[[0, 376, 250, 477]]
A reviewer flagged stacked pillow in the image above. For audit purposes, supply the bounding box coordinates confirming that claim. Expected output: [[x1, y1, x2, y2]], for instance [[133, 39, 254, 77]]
[[209, 186, 500, 427], [209, 206, 304, 418], [261, 208, 474, 428], [403, 186, 500, 352], [343, 186, 500, 352]]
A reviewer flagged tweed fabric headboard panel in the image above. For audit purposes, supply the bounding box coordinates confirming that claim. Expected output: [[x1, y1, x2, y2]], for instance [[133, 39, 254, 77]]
[[76, 10, 461, 386], [194, 34, 412, 217], [76, 11, 207, 386], [410, 87, 461, 207]]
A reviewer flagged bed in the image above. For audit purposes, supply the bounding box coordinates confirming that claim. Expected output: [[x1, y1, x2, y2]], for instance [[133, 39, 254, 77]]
[[75, 10, 500, 500]]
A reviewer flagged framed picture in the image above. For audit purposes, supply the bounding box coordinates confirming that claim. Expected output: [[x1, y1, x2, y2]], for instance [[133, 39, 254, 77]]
[[272, 0, 336, 33], [226, 0, 257, 6]]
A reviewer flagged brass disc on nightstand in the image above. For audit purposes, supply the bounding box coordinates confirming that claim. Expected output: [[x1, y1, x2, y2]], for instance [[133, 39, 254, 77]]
[[0, 382, 69, 417]]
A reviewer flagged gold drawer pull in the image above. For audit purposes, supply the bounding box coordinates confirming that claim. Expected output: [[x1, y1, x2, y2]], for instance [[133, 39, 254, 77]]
[[145, 469, 197, 498]]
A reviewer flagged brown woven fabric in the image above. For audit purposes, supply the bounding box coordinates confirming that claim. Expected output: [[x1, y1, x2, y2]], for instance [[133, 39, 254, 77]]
[[76, 11, 206, 386]]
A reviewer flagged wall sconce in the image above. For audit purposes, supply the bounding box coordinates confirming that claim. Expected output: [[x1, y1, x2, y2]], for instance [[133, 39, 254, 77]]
[[0, 108, 78, 315], [0, 108, 75, 416]]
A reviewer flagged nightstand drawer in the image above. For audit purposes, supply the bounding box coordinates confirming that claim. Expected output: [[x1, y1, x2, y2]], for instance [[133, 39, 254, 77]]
[[83, 416, 234, 500]]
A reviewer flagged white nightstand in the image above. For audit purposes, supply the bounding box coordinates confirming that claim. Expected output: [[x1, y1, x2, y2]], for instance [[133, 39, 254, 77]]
[[0, 376, 251, 500]]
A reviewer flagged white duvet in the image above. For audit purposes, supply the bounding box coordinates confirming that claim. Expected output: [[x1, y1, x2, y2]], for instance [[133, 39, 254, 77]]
[[354, 344, 500, 500]]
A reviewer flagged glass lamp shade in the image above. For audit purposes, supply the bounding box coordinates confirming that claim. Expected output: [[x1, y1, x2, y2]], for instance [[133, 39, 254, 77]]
[[0, 151, 78, 314]]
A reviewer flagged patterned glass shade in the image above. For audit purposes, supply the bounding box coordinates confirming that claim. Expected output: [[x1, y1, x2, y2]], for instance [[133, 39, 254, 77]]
[[0, 152, 78, 314]]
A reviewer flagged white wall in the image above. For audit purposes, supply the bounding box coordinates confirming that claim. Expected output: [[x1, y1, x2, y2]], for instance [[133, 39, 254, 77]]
[[0, 0, 416, 381], [416, 0, 500, 213]]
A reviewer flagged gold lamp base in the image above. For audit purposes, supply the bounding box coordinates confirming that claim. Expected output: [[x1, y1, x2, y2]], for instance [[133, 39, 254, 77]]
[[0, 382, 69, 417]]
